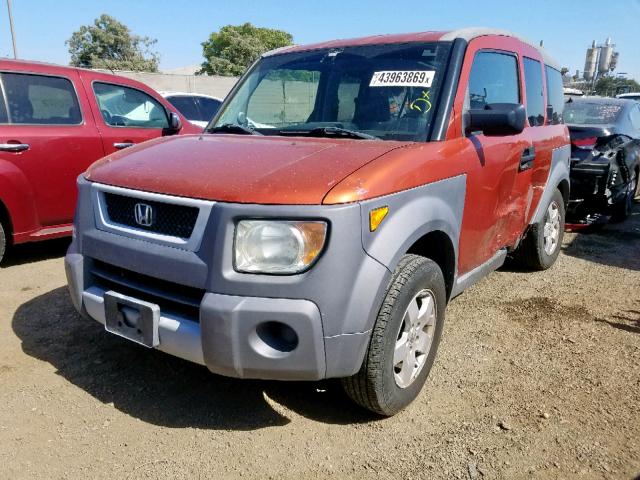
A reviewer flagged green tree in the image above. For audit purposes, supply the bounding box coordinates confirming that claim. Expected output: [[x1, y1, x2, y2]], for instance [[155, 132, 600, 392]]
[[594, 76, 640, 97], [67, 14, 159, 72], [199, 23, 293, 76]]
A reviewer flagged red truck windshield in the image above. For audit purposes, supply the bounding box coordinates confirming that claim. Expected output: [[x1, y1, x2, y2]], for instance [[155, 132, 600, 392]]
[[212, 42, 452, 142]]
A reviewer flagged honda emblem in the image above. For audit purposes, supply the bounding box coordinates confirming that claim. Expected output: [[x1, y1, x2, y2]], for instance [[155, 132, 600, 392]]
[[134, 203, 154, 227]]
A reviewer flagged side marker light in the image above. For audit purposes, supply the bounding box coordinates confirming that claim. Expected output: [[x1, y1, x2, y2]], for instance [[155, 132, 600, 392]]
[[369, 206, 389, 232]]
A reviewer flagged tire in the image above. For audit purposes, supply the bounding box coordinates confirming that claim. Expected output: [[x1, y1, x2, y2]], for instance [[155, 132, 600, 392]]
[[342, 255, 446, 416], [611, 174, 636, 222], [517, 189, 565, 271], [0, 220, 6, 265]]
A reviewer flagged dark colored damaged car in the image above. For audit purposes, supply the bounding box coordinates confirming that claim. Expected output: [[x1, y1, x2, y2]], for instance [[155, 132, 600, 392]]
[[565, 97, 640, 224]]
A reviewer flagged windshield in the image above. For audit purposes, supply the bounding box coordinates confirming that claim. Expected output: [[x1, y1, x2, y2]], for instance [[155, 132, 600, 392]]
[[211, 42, 452, 142], [564, 101, 623, 125]]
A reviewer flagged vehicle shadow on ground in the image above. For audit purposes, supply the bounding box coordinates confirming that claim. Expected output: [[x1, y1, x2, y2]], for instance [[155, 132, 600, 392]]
[[595, 310, 640, 334], [1, 238, 71, 268], [12, 287, 379, 430], [562, 201, 640, 271]]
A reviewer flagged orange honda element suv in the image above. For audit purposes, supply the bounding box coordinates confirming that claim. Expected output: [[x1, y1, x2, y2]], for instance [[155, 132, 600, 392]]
[[66, 28, 570, 415]]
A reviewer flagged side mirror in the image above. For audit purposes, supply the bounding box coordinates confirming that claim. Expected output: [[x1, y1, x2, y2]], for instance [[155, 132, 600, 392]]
[[168, 112, 182, 132], [466, 103, 526, 136]]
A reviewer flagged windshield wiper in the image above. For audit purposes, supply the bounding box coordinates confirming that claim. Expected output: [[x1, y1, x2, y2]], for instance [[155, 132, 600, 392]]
[[206, 123, 262, 135], [298, 126, 380, 140]]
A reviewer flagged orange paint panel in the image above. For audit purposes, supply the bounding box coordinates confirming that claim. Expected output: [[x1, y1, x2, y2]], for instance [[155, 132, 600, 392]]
[[86, 134, 406, 205]]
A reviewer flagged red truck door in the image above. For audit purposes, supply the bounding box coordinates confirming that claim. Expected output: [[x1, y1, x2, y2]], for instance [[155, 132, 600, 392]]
[[0, 69, 104, 230], [454, 40, 534, 274], [81, 76, 180, 155]]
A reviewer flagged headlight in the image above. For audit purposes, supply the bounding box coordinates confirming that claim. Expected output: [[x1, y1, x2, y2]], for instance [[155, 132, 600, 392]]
[[234, 220, 327, 274]]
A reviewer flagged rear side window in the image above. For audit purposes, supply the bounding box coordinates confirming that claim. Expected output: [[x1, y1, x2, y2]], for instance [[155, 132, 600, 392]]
[[93, 82, 169, 129], [196, 97, 221, 121], [523, 58, 545, 126], [165, 95, 199, 120], [545, 66, 564, 125], [1, 72, 82, 125], [166, 95, 221, 122], [468, 51, 519, 109]]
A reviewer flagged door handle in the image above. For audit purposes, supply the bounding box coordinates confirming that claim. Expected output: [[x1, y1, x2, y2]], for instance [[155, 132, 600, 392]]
[[113, 142, 134, 149], [519, 146, 535, 172], [0, 143, 29, 152]]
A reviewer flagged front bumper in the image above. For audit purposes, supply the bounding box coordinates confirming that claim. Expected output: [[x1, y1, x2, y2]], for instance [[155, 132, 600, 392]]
[[65, 178, 391, 380], [66, 245, 378, 380]]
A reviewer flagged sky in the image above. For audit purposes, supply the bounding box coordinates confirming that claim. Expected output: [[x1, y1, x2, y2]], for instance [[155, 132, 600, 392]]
[[1, 0, 639, 80]]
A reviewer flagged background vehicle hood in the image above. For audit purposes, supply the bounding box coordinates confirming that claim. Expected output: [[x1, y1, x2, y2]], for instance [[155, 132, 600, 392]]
[[86, 134, 405, 204]]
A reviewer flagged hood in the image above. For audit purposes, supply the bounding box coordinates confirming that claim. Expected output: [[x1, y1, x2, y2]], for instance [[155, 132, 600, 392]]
[[86, 134, 405, 204]]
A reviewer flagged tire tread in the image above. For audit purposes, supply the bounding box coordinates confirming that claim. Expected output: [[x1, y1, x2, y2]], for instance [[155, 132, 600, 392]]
[[342, 254, 439, 415]]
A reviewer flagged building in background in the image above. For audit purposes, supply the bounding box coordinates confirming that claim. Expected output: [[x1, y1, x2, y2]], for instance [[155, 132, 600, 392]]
[[564, 38, 621, 95], [582, 38, 619, 83]]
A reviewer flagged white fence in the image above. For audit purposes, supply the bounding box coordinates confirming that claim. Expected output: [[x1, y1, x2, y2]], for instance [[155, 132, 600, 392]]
[[96, 70, 239, 99]]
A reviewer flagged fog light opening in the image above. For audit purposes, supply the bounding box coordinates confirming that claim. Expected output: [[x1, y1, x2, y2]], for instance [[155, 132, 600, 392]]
[[251, 321, 299, 358]]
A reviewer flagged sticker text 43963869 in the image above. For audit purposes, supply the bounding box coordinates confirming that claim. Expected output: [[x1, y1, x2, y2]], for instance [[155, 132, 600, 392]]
[[369, 71, 435, 88]]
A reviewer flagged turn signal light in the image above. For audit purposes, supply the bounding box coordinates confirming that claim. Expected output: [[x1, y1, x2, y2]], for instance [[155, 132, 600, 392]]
[[369, 206, 389, 232]]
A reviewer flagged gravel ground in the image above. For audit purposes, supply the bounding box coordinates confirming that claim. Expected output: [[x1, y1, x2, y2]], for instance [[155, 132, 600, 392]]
[[0, 203, 638, 480]]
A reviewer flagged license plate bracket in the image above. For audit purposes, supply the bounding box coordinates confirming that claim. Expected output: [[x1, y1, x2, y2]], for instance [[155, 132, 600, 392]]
[[104, 291, 160, 348]]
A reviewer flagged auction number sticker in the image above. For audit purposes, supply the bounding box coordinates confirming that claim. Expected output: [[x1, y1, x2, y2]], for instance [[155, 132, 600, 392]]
[[369, 70, 435, 88]]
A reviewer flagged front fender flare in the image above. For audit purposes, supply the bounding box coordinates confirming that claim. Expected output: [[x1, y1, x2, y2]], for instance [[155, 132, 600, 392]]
[[359, 175, 466, 276]]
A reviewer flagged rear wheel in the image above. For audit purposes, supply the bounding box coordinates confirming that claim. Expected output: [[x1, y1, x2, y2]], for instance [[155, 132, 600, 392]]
[[516, 189, 565, 270], [342, 255, 446, 416]]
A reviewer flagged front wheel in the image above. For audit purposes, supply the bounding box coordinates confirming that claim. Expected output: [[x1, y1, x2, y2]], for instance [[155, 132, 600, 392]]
[[516, 189, 565, 270], [0, 220, 6, 264], [342, 255, 446, 416]]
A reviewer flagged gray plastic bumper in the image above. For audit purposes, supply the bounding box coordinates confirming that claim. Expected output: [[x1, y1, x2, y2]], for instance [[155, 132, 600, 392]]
[[66, 252, 329, 380], [200, 293, 325, 380]]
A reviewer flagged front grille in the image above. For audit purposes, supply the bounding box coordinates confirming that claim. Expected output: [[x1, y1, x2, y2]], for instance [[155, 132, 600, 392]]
[[90, 259, 205, 321], [104, 192, 199, 239]]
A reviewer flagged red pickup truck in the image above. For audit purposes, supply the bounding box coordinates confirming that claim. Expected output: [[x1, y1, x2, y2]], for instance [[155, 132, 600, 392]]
[[66, 28, 570, 415], [0, 60, 200, 262]]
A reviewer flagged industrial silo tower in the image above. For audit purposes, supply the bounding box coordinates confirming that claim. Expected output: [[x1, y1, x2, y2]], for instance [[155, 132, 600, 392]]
[[598, 37, 614, 74], [583, 41, 598, 81]]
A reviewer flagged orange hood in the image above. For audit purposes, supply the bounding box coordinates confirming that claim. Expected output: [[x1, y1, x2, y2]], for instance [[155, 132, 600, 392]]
[[86, 134, 406, 205]]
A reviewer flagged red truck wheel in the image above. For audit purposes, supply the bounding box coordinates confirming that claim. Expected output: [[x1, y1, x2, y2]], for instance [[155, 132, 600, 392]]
[[342, 255, 446, 416]]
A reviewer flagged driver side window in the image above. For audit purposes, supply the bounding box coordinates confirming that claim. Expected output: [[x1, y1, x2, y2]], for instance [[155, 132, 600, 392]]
[[468, 51, 520, 109], [93, 82, 169, 129]]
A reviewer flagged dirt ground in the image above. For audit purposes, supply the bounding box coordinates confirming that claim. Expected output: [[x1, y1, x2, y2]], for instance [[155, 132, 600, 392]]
[[0, 205, 639, 480]]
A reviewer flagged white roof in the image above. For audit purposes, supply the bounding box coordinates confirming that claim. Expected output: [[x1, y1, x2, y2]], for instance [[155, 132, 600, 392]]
[[159, 91, 222, 101], [440, 27, 561, 70]]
